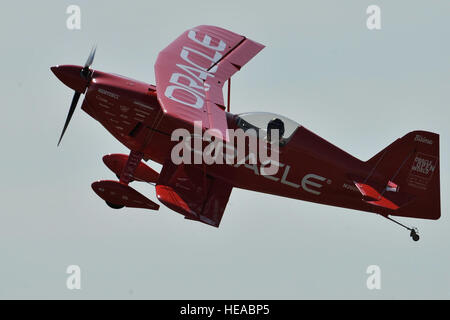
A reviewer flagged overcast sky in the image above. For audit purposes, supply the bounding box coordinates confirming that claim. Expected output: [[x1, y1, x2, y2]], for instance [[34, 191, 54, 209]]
[[1, 0, 449, 299]]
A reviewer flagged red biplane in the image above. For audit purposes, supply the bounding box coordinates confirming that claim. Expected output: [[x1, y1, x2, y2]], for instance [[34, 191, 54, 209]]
[[51, 25, 440, 241]]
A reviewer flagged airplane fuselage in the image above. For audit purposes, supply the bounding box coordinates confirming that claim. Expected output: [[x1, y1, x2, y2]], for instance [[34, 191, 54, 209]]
[[80, 69, 388, 217]]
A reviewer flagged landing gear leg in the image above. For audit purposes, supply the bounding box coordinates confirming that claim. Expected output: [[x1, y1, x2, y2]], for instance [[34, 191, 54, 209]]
[[384, 215, 420, 242]]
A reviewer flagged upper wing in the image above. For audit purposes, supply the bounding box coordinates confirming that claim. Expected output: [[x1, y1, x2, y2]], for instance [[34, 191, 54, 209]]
[[155, 160, 233, 227], [154, 25, 264, 140]]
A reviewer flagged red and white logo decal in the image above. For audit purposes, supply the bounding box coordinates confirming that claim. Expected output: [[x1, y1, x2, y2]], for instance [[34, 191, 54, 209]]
[[164, 30, 227, 109]]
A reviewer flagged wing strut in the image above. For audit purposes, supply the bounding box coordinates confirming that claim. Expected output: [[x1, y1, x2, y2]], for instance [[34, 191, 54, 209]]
[[227, 78, 231, 112]]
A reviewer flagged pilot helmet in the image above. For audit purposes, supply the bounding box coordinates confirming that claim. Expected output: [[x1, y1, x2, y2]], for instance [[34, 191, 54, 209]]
[[267, 118, 285, 138]]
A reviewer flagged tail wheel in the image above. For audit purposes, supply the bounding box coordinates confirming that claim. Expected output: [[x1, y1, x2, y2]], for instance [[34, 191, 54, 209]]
[[384, 215, 420, 242], [410, 229, 420, 241]]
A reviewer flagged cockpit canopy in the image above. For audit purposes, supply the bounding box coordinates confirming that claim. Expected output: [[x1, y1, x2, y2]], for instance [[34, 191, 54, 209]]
[[235, 112, 300, 142]]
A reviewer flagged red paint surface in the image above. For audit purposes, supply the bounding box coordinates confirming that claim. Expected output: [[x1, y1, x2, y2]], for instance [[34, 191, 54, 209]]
[[52, 26, 441, 227]]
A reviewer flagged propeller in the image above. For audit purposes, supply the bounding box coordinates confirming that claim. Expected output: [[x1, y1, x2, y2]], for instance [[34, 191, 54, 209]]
[[81, 46, 96, 78], [56, 46, 97, 146]]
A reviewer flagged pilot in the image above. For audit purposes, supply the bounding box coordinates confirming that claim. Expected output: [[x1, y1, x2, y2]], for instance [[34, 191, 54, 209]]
[[266, 118, 287, 145]]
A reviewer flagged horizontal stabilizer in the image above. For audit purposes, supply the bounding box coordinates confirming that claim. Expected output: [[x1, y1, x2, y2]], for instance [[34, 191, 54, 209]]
[[354, 182, 399, 210], [92, 180, 159, 210]]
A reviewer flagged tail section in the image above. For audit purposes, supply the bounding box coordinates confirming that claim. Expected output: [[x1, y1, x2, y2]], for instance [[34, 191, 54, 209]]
[[365, 131, 440, 220]]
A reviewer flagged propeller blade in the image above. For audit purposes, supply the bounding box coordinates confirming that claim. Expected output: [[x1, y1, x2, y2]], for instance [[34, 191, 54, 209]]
[[81, 45, 97, 78], [56, 46, 97, 146], [85, 45, 97, 68], [57, 91, 81, 146]]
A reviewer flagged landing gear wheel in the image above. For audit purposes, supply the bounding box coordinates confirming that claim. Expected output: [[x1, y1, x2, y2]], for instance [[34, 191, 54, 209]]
[[106, 201, 124, 209], [410, 228, 420, 242]]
